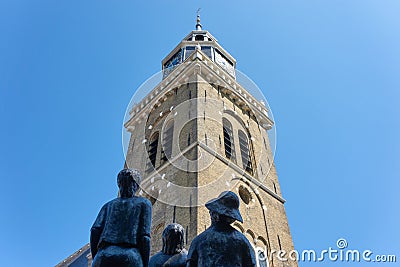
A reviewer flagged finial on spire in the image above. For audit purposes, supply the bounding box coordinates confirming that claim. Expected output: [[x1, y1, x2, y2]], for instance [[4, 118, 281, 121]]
[[196, 8, 202, 31]]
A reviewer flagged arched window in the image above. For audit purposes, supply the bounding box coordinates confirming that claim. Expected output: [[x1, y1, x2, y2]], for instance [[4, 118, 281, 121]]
[[222, 118, 235, 162], [238, 130, 253, 174], [161, 120, 174, 164], [146, 132, 159, 173]]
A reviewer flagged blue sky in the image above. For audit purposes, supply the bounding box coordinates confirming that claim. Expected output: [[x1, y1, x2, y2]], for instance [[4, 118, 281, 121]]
[[1, 1, 399, 266]]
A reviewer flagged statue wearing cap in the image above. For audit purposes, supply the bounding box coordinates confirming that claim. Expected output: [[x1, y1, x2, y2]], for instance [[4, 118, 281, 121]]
[[186, 191, 256, 267], [90, 169, 152, 267], [149, 223, 188, 267]]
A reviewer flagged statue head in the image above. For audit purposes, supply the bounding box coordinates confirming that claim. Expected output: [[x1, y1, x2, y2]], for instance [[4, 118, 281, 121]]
[[162, 223, 185, 255], [205, 191, 243, 224], [117, 168, 141, 198]]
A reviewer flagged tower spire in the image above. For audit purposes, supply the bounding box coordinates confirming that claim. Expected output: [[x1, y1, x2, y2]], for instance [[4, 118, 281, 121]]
[[196, 8, 202, 31]]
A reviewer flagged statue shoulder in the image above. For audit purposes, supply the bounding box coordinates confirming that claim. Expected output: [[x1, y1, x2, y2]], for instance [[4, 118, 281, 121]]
[[101, 198, 119, 208], [190, 228, 210, 245], [164, 250, 188, 266], [233, 230, 253, 247], [149, 251, 164, 265], [134, 196, 152, 207]]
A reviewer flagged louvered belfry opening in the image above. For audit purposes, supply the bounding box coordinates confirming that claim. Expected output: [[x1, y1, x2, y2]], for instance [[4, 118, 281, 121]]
[[223, 118, 236, 163], [238, 130, 253, 175], [148, 132, 159, 167], [161, 120, 174, 164]]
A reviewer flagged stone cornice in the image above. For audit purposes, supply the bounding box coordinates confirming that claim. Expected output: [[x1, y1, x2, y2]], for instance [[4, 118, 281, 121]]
[[125, 49, 273, 131]]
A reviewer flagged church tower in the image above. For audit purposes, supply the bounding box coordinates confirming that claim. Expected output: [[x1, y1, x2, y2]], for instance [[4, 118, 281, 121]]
[[123, 15, 297, 267]]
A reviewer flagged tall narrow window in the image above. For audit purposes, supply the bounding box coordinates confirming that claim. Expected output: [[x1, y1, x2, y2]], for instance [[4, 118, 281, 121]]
[[148, 132, 159, 168], [222, 118, 235, 162], [238, 130, 253, 174], [161, 120, 174, 164]]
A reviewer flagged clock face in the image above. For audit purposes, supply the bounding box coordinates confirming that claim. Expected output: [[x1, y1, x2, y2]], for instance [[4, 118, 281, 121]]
[[165, 50, 182, 68], [215, 50, 235, 76], [163, 49, 183, 77]]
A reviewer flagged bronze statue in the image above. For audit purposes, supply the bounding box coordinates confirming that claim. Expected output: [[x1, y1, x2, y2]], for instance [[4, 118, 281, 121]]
[[186, 191, 256, 267], [149, 223, 187, 267], [90, 169, 152, 267]]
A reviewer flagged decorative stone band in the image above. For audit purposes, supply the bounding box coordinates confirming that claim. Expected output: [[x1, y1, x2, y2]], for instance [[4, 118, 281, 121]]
[[139, 140, 285, 207]]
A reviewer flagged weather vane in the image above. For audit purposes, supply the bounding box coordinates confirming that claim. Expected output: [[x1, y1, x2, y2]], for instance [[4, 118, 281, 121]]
[[196, 8, 202, 30]]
